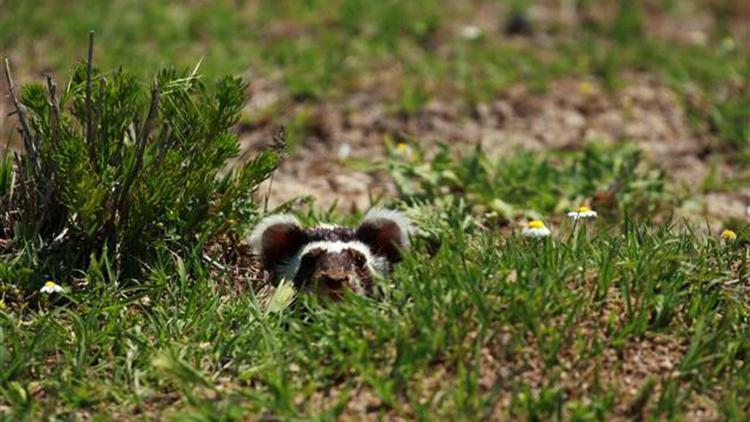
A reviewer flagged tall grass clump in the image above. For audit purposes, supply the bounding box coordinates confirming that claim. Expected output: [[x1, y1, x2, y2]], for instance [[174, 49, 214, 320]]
[[1, 36, 280, 290]]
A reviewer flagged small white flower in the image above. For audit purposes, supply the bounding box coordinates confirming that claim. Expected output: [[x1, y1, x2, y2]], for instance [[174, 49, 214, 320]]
[[337, 142, 352, 160], [567, 206, 597, 220], [40, 281, 63, 294], [522, 220, 551, 238], [460, 25, 483, 40], [393, 142, 414, 160], [720, 37, 736, 51]]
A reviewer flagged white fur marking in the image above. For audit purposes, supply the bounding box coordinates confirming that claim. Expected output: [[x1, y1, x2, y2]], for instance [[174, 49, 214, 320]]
[[315, 223, 339, 230], [276, 240, 388, 282]]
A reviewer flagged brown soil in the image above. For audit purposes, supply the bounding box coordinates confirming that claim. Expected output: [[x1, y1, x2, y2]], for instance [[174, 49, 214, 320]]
[[241, 73, 749, 222]]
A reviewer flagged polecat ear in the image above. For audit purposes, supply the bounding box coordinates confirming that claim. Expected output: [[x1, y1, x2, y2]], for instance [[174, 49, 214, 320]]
[[249, 214, 307, 270], [356, 208, 412, 264]]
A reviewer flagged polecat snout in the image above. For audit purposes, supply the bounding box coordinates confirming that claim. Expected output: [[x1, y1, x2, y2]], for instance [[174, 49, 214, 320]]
[[249, 209, 412, 299]]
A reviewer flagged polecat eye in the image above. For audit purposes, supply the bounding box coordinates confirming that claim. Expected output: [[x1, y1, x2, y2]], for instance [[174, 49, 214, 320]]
[[353, 252, 367, 268], [300, 250, 321, 267]]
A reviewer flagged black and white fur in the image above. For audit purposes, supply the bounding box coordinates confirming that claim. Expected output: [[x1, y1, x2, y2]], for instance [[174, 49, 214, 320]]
[[249, 209, 411, 298]]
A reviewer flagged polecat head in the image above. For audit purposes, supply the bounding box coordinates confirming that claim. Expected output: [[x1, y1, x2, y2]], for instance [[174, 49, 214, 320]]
[[249, 208, 411, 299]]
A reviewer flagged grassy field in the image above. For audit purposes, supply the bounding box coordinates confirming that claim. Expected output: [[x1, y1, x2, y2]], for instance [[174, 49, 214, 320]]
[[1, 0, 749, 420], [3, 1, 748, 150]]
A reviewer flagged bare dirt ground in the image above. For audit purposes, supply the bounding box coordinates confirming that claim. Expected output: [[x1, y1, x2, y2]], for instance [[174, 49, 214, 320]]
[[242, 73, 749, 223], [2, 1, 747, 223], [229, 0, 750, 224]]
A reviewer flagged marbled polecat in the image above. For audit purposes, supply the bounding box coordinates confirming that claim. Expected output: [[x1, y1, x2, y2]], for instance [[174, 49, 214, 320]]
[[250, 209, 411, 299]]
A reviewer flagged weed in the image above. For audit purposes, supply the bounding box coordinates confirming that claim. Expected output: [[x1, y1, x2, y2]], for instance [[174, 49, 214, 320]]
[[1, 40, 279, 290], [384, 141, 674, 224]]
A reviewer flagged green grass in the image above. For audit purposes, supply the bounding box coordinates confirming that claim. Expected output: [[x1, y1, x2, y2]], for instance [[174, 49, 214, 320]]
[[2, 131, 749, 417], [1, 208, 748, 419], [3, 0, 748, 154], [381, 141, 674, 223], [1, 0, 749, 419]]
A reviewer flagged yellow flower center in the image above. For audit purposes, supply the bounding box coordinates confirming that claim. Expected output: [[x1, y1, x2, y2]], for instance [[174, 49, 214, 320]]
[[577, 206, 591, 213], [395, 143, 408, 152], [579, 81, 594, 95], [721, 229, 737, 240], [528, 220, 545, 229], [44, 281, 57, 288]]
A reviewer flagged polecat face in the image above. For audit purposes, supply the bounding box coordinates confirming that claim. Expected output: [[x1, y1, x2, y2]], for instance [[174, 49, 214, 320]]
[[249, 209, 411, 299]]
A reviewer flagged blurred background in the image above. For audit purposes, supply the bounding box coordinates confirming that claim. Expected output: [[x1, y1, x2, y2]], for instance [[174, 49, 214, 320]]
[[2, 0, 748, 219]]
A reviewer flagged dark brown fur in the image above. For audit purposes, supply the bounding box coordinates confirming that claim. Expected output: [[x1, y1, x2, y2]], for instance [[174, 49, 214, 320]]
[[251, 209, 410, 299], [293, 246, 374, 298], [304, 226, 358, 242]]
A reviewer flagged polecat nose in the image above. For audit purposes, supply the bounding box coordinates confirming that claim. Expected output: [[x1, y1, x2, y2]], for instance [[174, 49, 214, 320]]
[[318, 275, 346, 290], [317, 266, 349, 284], [314, 271, 350, 300]]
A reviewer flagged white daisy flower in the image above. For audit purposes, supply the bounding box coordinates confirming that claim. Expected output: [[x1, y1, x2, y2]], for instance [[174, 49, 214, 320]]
[[460, 25, 483, 40], [40, 281, 63, 294], [720, 229, 737, 241], [337, 142, 352, 160], [395, 142, 410, 154], [720, 37, 736, 51], [392, 142, 414, 160], [522, 220, 551, 238], [567, 206, 597, 220]]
